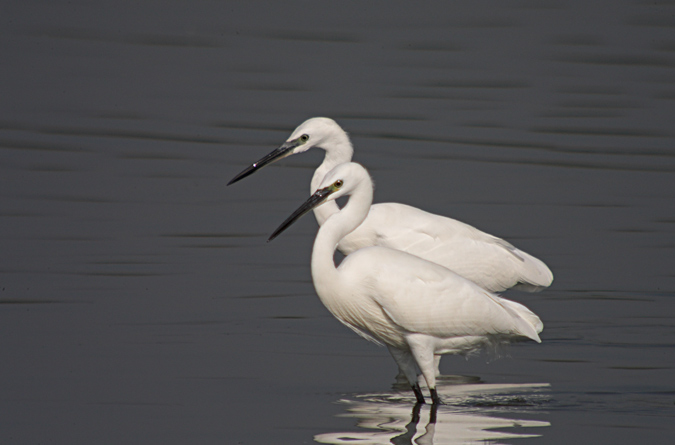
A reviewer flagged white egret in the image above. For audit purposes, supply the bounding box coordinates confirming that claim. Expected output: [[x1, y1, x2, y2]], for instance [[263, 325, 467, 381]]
[[268, 162, 543, 404], [230, 117, 553, 293]]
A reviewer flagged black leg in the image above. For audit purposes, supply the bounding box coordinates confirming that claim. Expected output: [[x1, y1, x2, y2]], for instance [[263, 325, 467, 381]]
[[429, 399, 439, 423], [430, 388, 442, 405], [412, 383, 426, 404]]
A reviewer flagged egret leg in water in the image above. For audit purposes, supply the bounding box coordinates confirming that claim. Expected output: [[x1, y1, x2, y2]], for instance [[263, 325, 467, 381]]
[[268, 162, 543, 404]]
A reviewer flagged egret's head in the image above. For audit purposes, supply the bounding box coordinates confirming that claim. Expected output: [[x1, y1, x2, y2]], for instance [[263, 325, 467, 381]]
[[285, 117, 345, 155], [268, 162, 370, 242], [313, 161, 369, 202], [227, 117, 351, 186]]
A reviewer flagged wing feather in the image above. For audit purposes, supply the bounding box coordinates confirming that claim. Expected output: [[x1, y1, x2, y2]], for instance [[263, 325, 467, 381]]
[[338, 202, 553, 292], [347, 248, 541, 342]]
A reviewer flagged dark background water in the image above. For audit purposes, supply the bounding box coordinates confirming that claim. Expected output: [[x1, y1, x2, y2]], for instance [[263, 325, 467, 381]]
[[1, 1, 673, 443]]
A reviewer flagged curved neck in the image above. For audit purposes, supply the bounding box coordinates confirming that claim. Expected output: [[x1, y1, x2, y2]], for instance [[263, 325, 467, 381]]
[[310, 133, 354, 226], [311, 176, 373, 292]]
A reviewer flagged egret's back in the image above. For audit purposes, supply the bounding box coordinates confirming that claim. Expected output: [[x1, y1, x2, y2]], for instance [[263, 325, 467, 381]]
[[332, 246, 543, 350], [337, 202, 553, 293]]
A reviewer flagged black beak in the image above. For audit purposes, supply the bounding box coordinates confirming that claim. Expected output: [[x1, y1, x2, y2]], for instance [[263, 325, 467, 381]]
[[228, 140, 298, 186], [268, 186, 335, 242]]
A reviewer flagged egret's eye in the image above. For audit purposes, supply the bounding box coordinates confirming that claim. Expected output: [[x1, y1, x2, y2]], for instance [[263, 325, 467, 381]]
[[334, 179, 343, 188], [299, 134, 309, 143]]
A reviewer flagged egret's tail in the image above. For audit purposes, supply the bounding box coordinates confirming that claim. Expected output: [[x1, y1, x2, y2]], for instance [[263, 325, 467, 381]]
[[491, 295, 543, 343], [499, 240, 554, 291]]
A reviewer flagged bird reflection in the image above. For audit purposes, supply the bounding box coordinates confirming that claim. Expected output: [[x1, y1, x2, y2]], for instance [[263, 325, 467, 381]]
[[390, 403, 436, 445], [315, 381, 550, 444]]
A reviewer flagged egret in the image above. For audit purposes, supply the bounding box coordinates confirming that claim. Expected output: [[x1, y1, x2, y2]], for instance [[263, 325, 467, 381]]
[[268, 162, 543, 404], [230, 117, 553, 293]]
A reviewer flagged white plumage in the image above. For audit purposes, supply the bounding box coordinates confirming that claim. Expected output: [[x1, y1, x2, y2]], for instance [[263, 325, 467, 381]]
[[230, 117, 553, 293], [268, 162, 543, 404]]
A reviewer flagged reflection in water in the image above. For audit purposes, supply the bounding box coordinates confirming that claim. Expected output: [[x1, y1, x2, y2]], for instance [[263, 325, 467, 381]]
[[315, 381, 550, 444]]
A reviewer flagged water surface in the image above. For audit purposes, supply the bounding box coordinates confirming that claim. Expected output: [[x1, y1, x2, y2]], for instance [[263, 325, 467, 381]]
[[1, 1, 674, 443]]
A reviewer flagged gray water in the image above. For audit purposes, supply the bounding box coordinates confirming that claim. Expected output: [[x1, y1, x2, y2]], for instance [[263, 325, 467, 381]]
[[1, 1, 674, 443]]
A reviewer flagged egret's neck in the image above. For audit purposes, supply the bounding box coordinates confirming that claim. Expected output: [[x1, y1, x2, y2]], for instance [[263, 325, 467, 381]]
[[310, 133, 354, 226], [311, 178, 372, 293]]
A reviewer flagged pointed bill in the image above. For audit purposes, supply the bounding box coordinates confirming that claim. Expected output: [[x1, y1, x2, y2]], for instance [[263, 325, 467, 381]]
[[268, 186, 336, 242], [227, 140, 301, 186]]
